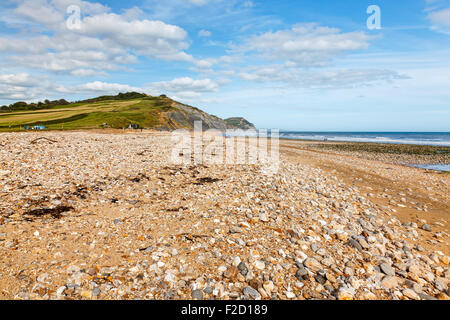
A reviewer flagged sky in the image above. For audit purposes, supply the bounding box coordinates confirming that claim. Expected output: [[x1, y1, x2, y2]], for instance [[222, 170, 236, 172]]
[[0, 0, 449, 131]]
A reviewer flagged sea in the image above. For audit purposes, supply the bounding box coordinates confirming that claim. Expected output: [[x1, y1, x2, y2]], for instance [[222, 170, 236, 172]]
[[279, 132, 450, 147], [279, 132, 450, 172]]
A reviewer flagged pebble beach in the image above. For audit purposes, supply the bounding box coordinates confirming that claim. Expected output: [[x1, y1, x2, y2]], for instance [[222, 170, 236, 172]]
[[0, 131, 448, 300]]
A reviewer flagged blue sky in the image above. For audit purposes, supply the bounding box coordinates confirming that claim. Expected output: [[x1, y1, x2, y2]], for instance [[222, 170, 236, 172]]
[[0, 0, 449, 131]]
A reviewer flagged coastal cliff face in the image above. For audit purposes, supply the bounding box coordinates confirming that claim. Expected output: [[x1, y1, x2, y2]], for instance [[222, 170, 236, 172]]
[[161, 102, 229, 131], [224, 117, 256, 130], [158, 100, 255, 131]]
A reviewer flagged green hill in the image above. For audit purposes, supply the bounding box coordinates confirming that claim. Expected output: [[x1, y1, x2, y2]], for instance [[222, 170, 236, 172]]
[[0, 93, 254, 132]]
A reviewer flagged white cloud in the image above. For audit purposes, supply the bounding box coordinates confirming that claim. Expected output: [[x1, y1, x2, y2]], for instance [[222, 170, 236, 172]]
[[429, 7, 450, 26], [198, 29, 212, 37], [78, 13, 189, 56], [0, 73, 37, 87], [71, 81, 141, 93], [237, 66, 408, 89], [147, 77, 219, 94], [428, 7, 450, 32], [238, 23, 372, 67], [0, 73, 58, 101], [2, 1, 193, 76], [425, 1, 450, 34]]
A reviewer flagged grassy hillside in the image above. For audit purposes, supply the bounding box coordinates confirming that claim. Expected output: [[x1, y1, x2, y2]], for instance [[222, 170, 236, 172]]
[[0, 95, 179, 131]]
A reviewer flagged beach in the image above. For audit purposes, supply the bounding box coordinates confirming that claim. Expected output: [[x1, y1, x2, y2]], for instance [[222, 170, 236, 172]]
[[0, 131, 448, 300]]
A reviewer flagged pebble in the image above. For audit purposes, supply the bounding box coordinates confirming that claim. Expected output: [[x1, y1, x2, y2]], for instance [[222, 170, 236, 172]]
[[237, 262, 248, 276], [259, 212, 269, 222], [191, 289, 203, 300], [403, 289, 419, 300], [254, 260, 265, 270], [346, 239, 363, 251], [381, 276, 399, 290], [243, 286, 261, 300], [92, 287, 101, 297], [380, 263, 395, 276]]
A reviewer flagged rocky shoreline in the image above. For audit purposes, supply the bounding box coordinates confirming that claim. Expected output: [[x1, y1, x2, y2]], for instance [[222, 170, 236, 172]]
[[0, 131, 448, 300]]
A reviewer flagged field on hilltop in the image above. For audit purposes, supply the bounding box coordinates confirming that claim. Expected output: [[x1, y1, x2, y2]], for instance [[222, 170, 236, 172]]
[[0, 95, 177, 131], [0, 93, 255, 132]]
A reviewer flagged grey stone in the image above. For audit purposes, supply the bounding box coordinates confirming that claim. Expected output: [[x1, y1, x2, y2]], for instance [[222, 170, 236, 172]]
[[295, 266, 308, 280], [418, 293, 438, 300], [92, 287, 101, 297], [243, 286, 261, 300], [315, 274, 326, 285], [420, 224, 432, 232], [191, 289, 203, 300], [346, 239, 363, 251], [237, 262, 248, 276], [203, 286, 213, 294], [380, 263, 395, 276]]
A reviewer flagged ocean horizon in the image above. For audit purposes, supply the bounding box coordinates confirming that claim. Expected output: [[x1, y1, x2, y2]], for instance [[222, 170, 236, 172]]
[[278, 131, 450, 147]]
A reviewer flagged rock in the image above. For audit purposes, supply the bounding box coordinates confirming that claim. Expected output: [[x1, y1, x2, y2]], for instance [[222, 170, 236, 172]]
[[285, 291, 295, 299], [381, 276, 399, 290], [191, 289, 203, 300], [420, 224, 432, 232], [403, 289, 419, 300], [263, 281, 274, 295], [295, 266, 308, 280], [336, 288, 354, 300], [259, 212, 269, 222], [314, 274, 326, 285], [92, 287, 101, 297], [243, 286, 261, 300], [344, 267, 354, 277], [80, 290, 92, 299], [336, 233, 348, 242], [418, 293, 438, 300], [203, 286, 213, 294], [224, 266, 239, 280], [408, 264, 421, 275], [434, 278, 446, 292], [56, 286, 66, 296], [346, 239, 363, 251], [380, 263, 395, 276], [304, 258, 322, 272], [237, 262, 248, 276], [254, 260, 265, 270]]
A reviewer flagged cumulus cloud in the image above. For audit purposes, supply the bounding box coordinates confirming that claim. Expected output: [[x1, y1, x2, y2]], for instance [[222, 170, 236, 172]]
[[2, 0, 193, 76], [0, 73, 59, 101], [237, 23, 372, 67]]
